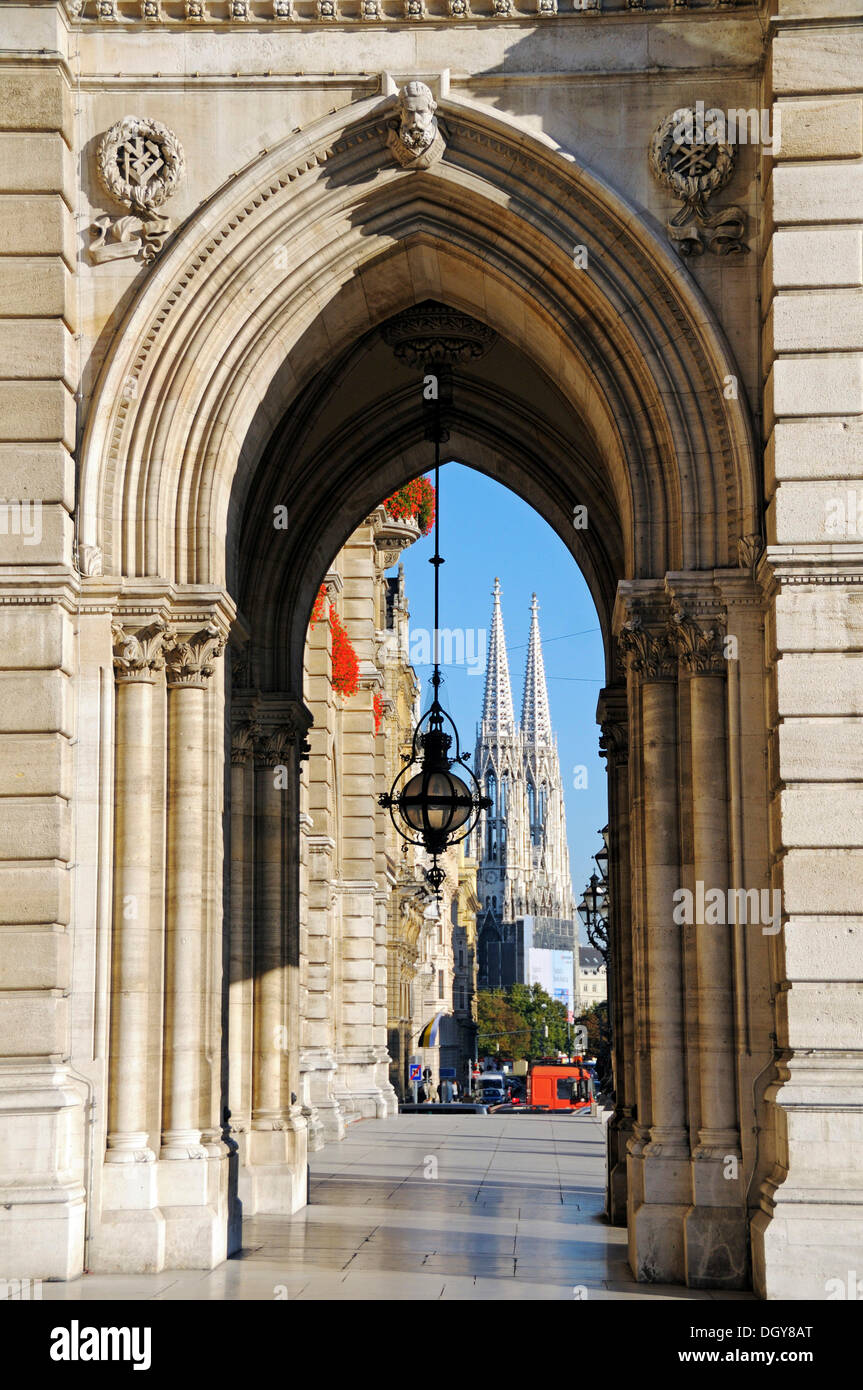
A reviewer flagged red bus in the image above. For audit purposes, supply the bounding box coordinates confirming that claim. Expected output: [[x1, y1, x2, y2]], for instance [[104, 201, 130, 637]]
[[527, 1061, 594, 1111]]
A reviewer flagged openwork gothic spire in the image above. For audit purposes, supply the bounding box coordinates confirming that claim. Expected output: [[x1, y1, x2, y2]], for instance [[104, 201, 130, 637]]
[[481, 577, 515, 737], [521, 593, 552, 746]]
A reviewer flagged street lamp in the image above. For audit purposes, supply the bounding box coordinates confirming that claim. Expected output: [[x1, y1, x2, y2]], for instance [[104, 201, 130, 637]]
[[378, 375, 491, 892], [594, 825, 609, 883]]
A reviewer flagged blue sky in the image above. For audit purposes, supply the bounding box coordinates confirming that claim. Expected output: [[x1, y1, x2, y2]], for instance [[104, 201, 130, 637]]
[[394, 462, 608, 916]]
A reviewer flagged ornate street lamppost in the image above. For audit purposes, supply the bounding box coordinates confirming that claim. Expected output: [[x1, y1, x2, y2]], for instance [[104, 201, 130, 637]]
[[378, 306, 494, 893]]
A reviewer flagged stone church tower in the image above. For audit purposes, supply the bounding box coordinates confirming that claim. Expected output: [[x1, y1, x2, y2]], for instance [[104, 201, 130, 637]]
[[474, 582, 575, 935]]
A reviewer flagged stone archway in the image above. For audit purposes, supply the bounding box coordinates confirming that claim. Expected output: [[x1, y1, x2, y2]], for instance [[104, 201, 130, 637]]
[[68, 88, 774, 1288]]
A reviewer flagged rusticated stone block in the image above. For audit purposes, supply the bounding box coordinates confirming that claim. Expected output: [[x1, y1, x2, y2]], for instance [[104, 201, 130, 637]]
[[0, 196, 75, 266], [774, 98, 863, 160], [0, 863, 70, 925], [0, 70, 73, 143]]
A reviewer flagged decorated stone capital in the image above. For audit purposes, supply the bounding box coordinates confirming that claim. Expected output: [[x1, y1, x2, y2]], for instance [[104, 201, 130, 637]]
[[77, 542, 103, 577], [112, 616, 174, 683], [599, 718, 628, 765], [255, 723, 299, 768], [91, 115, 185, 265], [649, 107, 748, 257], [667, 605, 727, 674], [387, 81, 446, 171], [737, 533, 765, 574], [617, 614, 676, 681], [231, 719, 262, 766], [164, 623, 225, 688]]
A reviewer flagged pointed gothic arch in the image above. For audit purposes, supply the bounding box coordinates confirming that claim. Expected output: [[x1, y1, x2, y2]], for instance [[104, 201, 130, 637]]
[[65, 87, 783, 1294]]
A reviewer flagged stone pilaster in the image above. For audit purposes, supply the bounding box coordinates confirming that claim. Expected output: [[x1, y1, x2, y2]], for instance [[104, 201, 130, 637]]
[[667, 582, 747, 1289], [597, 685, 632, 1228], [0, 45, 82, 1281], [617, 587, 690, 1284], [755, 0, 863, 1296], [300, 574, 344, 1141], [227, 710, 259, 1153], [239, 696, 309, 1214]]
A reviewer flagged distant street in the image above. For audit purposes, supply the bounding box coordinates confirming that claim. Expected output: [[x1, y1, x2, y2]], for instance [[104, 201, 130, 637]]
[[37, 1115, 750, 1301]]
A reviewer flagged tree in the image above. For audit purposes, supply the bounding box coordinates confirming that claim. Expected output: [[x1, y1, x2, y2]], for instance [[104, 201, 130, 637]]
[[506, 982, 568, 1059], [576, 1000, 612, 1091], [476, 990, 530, 1060]]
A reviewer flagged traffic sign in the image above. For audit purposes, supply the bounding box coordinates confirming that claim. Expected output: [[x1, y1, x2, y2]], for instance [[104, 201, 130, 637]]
[[439, 1067, 456, 1079], [408, 1063, 421, 1082], [573, 1025, 589, 1052]]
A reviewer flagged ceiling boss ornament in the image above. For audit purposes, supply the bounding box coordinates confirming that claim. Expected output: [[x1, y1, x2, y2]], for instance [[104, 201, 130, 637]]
[[649, 107, 748, 257], [90, 115, 185, 266], [387, 81, 446, 171]]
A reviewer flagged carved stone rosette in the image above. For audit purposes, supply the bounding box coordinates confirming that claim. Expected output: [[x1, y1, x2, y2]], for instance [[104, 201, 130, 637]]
[[91, 115, 185, 266], [112, 616, 173, 682], [387, 81, 446, 171], [164, 623, 225, 688], [649, 108, 748, 257]]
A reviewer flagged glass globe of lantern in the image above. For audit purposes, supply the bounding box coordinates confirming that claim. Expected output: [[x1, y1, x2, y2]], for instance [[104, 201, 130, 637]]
[[399, 766, 474, 838]]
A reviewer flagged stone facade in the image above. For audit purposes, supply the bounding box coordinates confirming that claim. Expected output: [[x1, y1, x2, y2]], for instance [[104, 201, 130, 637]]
[[0, 0, 860, 1298]]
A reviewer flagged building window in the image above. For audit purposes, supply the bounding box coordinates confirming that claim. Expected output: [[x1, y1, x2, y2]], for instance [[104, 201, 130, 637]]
[[438, 970, 444, 999]]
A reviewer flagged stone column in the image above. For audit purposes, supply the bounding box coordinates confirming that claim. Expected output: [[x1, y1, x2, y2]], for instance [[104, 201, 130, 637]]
[[106, 619, 170, 1162], [88, 617, 171, 1272], [240, 700, 309, 1215], [161, 626, 224, 1159], [618, 594, 690, 1284], [669, 595, 746, 1288], [227, 711, 258, 1151], [597, 686, 632, 1227]]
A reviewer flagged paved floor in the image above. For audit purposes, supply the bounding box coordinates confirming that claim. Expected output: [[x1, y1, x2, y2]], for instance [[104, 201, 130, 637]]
[[32, 1113, 752, 1301]]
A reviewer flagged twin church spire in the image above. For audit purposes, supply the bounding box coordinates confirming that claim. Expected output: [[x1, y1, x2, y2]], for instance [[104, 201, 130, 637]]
[[475, 580, 574, 927], [481, 580, 552, 749]]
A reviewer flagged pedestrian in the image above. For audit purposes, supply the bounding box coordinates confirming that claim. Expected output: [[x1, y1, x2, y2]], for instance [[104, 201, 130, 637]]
[[417, 1083, 427, 1104]]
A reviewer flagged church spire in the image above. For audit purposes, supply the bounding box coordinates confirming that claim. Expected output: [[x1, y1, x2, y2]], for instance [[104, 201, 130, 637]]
[[521, 593, 552, 746], [481, 577, 515, 737]]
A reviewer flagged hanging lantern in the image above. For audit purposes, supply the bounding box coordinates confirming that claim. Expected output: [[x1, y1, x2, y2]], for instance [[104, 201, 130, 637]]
[[378, 347, 490, 892]]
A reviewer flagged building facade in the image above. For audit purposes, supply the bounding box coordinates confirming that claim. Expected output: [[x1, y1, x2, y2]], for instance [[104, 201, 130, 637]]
[[577, 945, 607, 1017], [0, 0, 861, 1299]]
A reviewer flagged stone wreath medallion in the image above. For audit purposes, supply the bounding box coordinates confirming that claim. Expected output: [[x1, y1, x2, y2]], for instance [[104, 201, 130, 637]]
[[90, 115, 185, 265], [649, 107, 748, 257]]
